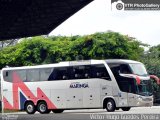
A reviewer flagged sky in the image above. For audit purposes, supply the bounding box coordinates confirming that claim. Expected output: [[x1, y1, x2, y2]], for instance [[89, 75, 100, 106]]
[[49, 0, 160, 46]]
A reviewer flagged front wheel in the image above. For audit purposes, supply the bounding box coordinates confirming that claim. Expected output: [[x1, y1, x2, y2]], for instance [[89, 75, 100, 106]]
[[121, 107, 131, 111], [105, 99, 116, 112]]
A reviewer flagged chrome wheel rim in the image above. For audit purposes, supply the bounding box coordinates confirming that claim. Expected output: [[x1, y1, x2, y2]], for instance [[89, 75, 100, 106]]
[[107, 102, 113, 110], [27, 104, 34, 113], [39, 104, 46, 112]]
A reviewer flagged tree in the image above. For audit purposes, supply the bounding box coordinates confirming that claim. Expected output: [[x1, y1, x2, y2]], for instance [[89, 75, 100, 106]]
[[141, 45, 160, 77], [0, 32, 145, 69], [0, 39, 18, 49], [140, 45, 160, 103]]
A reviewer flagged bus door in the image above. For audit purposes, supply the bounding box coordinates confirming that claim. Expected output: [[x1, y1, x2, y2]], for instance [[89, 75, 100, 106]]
[[118, 75, 137, 106], [127, 81, 137, 106]]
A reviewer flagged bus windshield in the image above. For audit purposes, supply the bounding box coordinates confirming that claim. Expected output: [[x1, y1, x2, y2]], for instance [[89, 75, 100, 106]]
[[129, 63, 148, 77], [137, 80, 153, 96], [117, 76, 152, 96]]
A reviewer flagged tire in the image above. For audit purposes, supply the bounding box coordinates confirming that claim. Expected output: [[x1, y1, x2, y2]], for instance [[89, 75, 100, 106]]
[[25, 102, 36, 114], [121, 107, 131, 111], [105, 99, 116, 112], [52, 109, 64, 113], [37, 101, 49, 114]]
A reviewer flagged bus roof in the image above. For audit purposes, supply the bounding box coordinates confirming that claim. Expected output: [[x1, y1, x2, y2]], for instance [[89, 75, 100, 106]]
[[106, 59, 141, 64], [1, 59, 141, 71], [1, 60, 103, 71]]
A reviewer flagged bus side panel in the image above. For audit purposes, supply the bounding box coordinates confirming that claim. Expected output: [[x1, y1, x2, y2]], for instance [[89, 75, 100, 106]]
[[118, 92, 128, 107], [3, 82, 15, 110], [50, 89, 66, 109], [66, 89, 83, 108], [83, 88, 101, 108], [3, 91, 14, 110]]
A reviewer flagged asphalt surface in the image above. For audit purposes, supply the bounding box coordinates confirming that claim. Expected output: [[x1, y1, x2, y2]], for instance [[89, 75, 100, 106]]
[[1, 106, 160, 120]]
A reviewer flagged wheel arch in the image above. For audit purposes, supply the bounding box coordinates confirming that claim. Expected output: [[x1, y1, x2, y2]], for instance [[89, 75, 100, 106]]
[[24, 100, 35, 109], [36, 100, 48, 107], [102, 97, 116, 109]]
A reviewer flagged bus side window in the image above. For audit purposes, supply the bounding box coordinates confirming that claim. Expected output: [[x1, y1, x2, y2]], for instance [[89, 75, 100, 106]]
[[27, 69, 39, 82], [92, 64, 111, 80], [84, 65, 91, 78], [67, 67, 74, 79], [48, 67, 69, 81], [120, 64, 132, 74], [71, 65, 90, 79], [73, 67, 83, 79], [3, 70, 12, 82], [48, 68, 57, 80], [15, 70, 27, 82], [40, 68, 53, 81], [60, 69, 68, 80], [6, 71, 8, 77]]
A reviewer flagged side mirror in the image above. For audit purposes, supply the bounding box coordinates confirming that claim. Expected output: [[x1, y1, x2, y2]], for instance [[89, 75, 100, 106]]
[[150, 75, 160, 85]]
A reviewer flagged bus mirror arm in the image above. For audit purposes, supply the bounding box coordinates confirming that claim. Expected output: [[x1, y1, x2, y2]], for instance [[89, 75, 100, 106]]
[[150, 75, 160, 85]]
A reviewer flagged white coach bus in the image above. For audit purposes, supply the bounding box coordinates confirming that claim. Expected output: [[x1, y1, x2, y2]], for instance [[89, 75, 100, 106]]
[[1, 59, 153, 114]]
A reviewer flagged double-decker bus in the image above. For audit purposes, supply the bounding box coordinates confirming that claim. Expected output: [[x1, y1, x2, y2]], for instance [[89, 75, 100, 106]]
[[1, 60, 153, 114]]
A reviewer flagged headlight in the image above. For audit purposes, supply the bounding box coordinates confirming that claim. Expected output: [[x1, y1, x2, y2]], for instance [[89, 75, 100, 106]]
[[137, 96, 152, 101], [138, 96, 143, 101]]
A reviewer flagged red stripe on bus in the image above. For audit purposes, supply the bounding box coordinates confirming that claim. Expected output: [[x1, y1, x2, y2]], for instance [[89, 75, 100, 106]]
[[3, 97, 14, 109], [3, 71, 57, 110]]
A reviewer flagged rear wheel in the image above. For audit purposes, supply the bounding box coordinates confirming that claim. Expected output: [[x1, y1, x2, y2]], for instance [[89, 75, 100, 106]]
[[25, 102, 36, 114], [52, 109, 64, 113], [37, 101, 49, 114], [105, 99, 116, 112], [121, 107, 131, 111]]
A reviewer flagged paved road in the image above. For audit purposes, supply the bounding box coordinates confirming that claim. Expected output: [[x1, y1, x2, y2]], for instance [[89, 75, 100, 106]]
[[1, 106, 160, 120]]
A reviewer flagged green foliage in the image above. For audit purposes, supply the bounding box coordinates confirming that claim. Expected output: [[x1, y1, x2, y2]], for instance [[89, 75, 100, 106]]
[[141, 45, 160, 77], [140, 45, 160, 103], [0, 32, 144, 69]]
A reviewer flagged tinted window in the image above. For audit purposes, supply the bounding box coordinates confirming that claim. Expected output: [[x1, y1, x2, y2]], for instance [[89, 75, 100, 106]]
[[117, 76, 137, 94], [48, 67, 70, 80], [84, 65, 91, 78], [40, 68, 53, 81], [108, 63, 132, 75], [92, 64, 111, 80], [69, 65, 91, 79], [3, 70, 27, 82], [72, 66, 85, 79], [120, 64, 132, 74], [48, 64, 110, 81], [3, 70, 12, 82], [15, 70, 27, 82], [27, 69, 39, 82]]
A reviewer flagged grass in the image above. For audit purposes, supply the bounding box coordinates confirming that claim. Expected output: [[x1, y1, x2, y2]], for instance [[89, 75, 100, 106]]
[[0, 109, 24, 113]]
